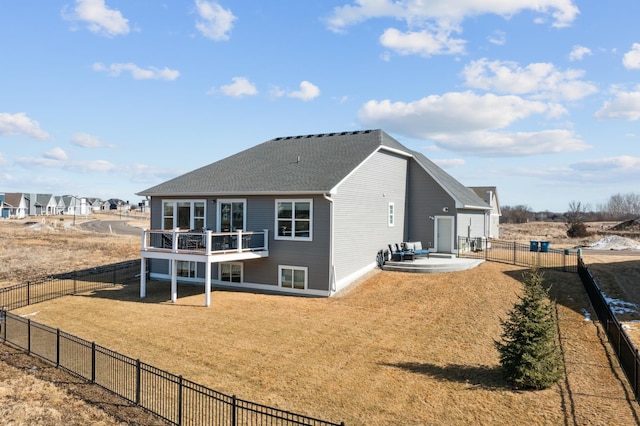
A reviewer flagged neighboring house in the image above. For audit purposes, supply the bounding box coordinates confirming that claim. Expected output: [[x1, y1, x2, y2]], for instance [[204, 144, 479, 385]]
[[27, 193, 57, 216], [55, 196, 66, 215], [2, 193, 28, 218], [469, 187, 501, 239], [86, 197, 103, 212], [61, 196, 88, 216], [137, 130, 494, 303], [0, 193, 7, 219]]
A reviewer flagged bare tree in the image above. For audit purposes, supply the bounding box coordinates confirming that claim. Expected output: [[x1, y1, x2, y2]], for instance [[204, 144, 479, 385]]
[[502, 205, 533, 224], [599, 193, 640, 220], [565, 200, 590, 238]]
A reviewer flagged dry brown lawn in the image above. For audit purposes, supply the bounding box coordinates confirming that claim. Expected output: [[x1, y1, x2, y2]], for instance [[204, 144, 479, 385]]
[[2, 219, 640, 425]]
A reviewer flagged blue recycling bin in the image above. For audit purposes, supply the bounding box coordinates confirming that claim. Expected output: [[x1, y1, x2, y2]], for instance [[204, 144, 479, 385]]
[[529, 241, 539, 252], [540, 241, 550, 252]]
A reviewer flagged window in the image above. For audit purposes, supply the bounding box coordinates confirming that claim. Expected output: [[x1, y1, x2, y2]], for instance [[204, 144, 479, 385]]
[[219, 262, 243, 283], [279, 265, 307, 290], [162, 200, 206, 230], [388, 202, 395, 227], [218, 199, 246, 232], [275, 199, 312, 240], [175, 261, 198, 278]]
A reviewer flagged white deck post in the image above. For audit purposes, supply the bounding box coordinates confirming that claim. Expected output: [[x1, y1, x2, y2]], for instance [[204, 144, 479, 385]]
[[263, 229, 269, 250], [204, 258, 211, 307], [205, 230, 212, 255], [171, 259, 177, 303], [140, 257, 146, 299], [141, 228, 147, 251]]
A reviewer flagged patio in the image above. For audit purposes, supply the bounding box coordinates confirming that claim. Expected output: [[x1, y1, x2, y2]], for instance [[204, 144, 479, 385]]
[[382, 253, 484, 273]]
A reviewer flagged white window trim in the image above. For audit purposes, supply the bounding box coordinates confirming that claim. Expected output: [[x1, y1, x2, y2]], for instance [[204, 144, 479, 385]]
[[218, 262, 244, 283], [274, 199, 313, 241], [388, 202, 395, 227], [217, 199, 247, 232], [161, 199, 206, 230], [278, 265, 308, 291]]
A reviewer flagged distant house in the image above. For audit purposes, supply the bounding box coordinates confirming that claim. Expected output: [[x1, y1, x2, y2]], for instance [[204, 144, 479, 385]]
[[137, 130, 495, 304], [469, 187, 501, 239], [27, 194, 57, 216], [2, 193, 28, 218], [86, 197, 103, 212], [60, 196, 88, 216]]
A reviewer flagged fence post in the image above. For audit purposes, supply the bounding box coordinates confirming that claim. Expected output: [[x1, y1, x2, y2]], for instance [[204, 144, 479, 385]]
[[513, 242, 517, 265], [178, 375, 183, 426], [0, 308, 5, 343], [27, 318, 31, 354], [73, 271, 77, 295], [232, 395, 237, 426], [56, 328, 60, 367], [135, 359, 141, 405], [91, 342, 96, 383], [27, 281, 31, 306]]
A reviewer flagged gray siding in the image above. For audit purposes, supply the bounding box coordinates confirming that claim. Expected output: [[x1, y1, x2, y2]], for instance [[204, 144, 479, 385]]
[[148, 194, 331, 292], [457, 210, 488, 239], [333, 151, 408, 283], [406, 160, 456, 249]]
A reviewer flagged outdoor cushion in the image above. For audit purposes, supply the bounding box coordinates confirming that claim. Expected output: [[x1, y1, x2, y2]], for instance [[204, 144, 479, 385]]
[[403, 242, 414, 251], [414, 241, 423, 251]]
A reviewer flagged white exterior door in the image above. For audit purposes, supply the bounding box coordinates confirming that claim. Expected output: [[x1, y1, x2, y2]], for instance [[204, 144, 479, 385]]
[[436, 216, 453, 253]]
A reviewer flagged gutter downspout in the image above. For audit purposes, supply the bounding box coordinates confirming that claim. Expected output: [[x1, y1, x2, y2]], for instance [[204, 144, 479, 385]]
[[323, 192, 335, 296]]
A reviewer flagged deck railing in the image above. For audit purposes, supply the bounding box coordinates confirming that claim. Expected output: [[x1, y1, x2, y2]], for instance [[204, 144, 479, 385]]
[[142, 229, 269, 255]]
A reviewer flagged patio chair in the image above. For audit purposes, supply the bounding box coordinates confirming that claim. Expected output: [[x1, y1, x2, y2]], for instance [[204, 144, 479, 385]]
[[404, 241, 429, 258], [388, 244, 405, 261], [395, 243, 415, 261]]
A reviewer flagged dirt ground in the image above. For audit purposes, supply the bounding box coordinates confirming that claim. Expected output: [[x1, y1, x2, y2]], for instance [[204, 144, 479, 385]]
[[2, 219, 640, 425]]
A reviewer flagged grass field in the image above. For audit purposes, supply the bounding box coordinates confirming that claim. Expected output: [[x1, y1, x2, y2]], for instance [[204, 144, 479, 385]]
[[2, 218, 640, 425]]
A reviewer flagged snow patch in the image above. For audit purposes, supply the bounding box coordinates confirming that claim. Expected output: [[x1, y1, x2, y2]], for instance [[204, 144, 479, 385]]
[[588, 235, 640, 251]]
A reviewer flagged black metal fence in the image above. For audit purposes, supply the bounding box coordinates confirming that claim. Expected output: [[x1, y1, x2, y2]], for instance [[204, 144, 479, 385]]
[[577, 258, 640, 399], [0, 260, 140, 311], [457, 237, 579, 273], [0, 261, 344, 426]]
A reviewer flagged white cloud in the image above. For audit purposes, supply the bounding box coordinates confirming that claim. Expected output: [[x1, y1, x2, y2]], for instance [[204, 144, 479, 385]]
[[568, 156, 640, 182], [44, 147, 68, 161], [219, 77, 258, 97], [288, 81, 321, 101], [569, 45, 591, 61], [487, 30, 506, 46], [379, 27, 465, 57], [595, 88, 640, 120], [428, 129, 590, 156], [71, 132, 105, 148], [63, 0, 130, 37], [358, 91, 555, 136], [0, 152, 7, 166], [16, 156, 117, 173], [0, 112, 50, 140], [325, 1, 578, 60], [432, 158, 465, 168], [195, 0, 236, 41], [93, 62, 180, 80], [623, 43, 640, 69], [326, 1, 580, 42], [462, 58, 597, 101]]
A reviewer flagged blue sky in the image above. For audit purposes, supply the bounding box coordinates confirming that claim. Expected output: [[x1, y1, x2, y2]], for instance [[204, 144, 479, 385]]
[[1, 0, 639, 212]]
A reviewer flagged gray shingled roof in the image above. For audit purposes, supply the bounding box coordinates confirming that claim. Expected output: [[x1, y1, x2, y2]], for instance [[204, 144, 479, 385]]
[[138, 130, 408, 196], [137, 129, 490, 210]]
